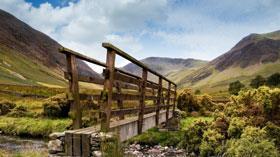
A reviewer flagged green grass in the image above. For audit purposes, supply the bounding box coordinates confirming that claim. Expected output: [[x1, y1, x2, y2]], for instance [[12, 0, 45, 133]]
[[128, 128, 183, 146], [0, 84, 65, 97], [180, 117, 214, 130], [128, 116, 214, 146], [0, 46, 66, 87], [0, 116, 71, 137]]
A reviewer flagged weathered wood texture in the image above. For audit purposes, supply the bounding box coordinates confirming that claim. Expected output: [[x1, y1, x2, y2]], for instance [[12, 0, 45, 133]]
[[156, 77, 162, 125], [102, 43, 175, 85], [138, 69, 147, 134], [60, 43, 177, 131], [116, 82, 124, 120], [173, 85, 177, 113], [100, 48, 116, 132], [66, 54, 82, 129], [60, 43, 178, 157], [166, 82, 171, 120]]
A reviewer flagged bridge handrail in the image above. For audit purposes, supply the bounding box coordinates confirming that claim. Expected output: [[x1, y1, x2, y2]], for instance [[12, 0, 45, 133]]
[[58, 43, 177, 133], [60, 45, 176, 87], [102, 43, 176, 85]]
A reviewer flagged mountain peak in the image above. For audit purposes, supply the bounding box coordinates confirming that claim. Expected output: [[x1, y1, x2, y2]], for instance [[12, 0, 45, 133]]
[[211, 30, 280, 71], [177, 30, 280, 91]]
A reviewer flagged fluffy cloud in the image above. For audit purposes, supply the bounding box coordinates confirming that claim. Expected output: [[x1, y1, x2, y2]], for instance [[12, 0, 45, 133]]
[[0, 0, 280, 67]]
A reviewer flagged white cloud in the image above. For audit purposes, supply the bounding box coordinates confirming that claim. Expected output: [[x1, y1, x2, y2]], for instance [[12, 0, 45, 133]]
[[0, 0, 280, 67]]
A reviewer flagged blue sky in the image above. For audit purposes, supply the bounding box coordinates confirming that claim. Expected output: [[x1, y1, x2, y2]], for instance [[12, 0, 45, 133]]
[[0, 0, 280, 68], [25, 0, 78, 7]]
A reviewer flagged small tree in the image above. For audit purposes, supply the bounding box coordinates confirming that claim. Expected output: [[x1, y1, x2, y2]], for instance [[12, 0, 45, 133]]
[[195, 89, 201, 95], [267, 73, 280, 87], [228, 81, 245, 95], [250, 75, 266, 88]]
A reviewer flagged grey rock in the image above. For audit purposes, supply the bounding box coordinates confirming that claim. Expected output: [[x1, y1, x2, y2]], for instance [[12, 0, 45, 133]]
[[49, 132, 65, 140], [92, 151, 102, 157], [48, 139, 63, 154]]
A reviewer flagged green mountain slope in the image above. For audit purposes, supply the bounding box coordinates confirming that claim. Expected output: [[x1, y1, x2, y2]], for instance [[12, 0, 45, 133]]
[[122, 57, 207, 82], [177, 30, 280, 94], [0, 46, 65, 87], [0, 9, 99, 87]]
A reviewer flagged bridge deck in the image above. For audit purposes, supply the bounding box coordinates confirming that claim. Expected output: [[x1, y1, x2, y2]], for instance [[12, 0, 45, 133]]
[[64, 110, 173, 156]]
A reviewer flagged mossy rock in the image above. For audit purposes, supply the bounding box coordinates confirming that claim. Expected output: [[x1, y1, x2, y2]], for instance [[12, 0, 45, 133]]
[[0, 100, 16, 115], [43, 94, 70, 118]]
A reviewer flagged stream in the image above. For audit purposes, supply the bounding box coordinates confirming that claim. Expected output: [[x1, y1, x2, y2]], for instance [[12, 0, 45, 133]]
[[0, 135, 47, 154]]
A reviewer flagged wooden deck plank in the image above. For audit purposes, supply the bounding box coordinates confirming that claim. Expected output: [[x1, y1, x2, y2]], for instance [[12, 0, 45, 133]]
[[73, 133, 82, 156], [81, 134, 91, 157], [65, 132, 73, 156]]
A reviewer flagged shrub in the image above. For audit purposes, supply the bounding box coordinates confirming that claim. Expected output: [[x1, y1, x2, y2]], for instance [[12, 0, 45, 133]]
[[225, 126, 278, 157], [177, 89, 217, 116], [227, 117, 246, 138], [0, 100, 16, 115], [82, 110, 99, 127], [7, 105, 34, 117], [194, 89, 201, 95], [181, 120, 209, 155], [211, 116, 229, 136], [43, 94, 70, 118], [198, 94, 215, 112], [199, 129, 225, 157], [213, 103, 225, 112], [250, 75, 266, 88], [267, 73, 280, 87], [177, 89, 200, 113], [270, 88, 280, 123], [228, 80, 245, 95], [226, 87, 279, 125], [264, 122, 280, 148]]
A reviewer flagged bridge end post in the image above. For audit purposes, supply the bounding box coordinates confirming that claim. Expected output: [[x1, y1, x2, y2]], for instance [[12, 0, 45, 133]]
[[100, 48, 116, 132], [66, 53, 82, 129]]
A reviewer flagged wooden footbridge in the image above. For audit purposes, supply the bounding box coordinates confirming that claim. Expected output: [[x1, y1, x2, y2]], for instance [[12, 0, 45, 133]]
[[56, 43, 177, 156]]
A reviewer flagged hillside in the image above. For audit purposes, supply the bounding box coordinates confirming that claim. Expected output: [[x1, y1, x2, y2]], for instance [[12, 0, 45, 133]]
[[0, 9, 98, 87], [177, 30, 280, 94], [122, 57, 207, 82]]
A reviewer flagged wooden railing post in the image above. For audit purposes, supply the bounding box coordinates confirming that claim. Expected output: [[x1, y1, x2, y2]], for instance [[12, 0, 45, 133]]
[[156, 77, 162, 125], [116, 82, 124, 120], [166, 82, 171, 120], [138, 69, 147, 134], [152, 88, 156, 110], [66, 54, 81, 129], [100, 48, 115, 132], [173, 85, 177, 114]]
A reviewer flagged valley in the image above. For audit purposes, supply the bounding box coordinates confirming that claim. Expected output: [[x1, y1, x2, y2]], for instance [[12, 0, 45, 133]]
[[0, 4, 279, 157]]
